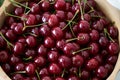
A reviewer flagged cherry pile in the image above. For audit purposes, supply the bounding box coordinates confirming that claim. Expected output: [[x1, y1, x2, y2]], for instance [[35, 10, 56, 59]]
[[0, 0, 119, 80]]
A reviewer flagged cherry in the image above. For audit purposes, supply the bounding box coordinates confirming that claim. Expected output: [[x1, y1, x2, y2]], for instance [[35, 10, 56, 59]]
[[38, 45, 47, 56], [107, 42, 119, 55], [48, 51, 59, 62], [66, 12, 73, 20], [68, 75, 79, 80], [80, 50, 90, 60], [25, 63, 35, 75], [14, 7, 24, 16], [59, 22, 66, 30], [1, 63, 11, 73], [81, 69, 90, 80], [58, 55, 71, 68], [5, 17, 15, 26], [14, 42, 24, 55], [90, 29, 99, 42], [26, 36, 37, 48], [105, 63, 114, 73], [91, 77, 101, 80], [15, 62, 25, 71], [84, 13, 91, 22], [6, 30, 16, 41], [55, 77, 65, 80], [56, 39, 66, 50], [56, 10, 65, 21], [94, 55, 103, 65], [9, 55, 21, 65], [41, 76, 52, 80], [42, 12, 50, 23], [34, 56, 46, 67], [107, 55, 118, 65], [96, 66, 108, 78], [39, 68, 49, 77], [78, 20, 90, 33], [99, 36, 108, 47], [72, 55, 84, 67], [65, 3, 71, 11], [65, 32, 73, 39], [48, 63, 61, 75], [72, 3, 80, 13], [31, 3, 40, 14], [54, 0, 66, 10], [31, 27, 40, 36], [26, 14, 36, 25], [51, 27, 63, 40], [25, 49, 36, 58], [48, 14, 59, 27], [12, 74, 23, 80], [86, 58, 99, 70], [89, 43, 99, 55], [14, 23, 24, 35], [0, 51, 8, 63], [73, 25, 79, 35], [107, 26, 118, 38], [44, 36, 55, 48], [42, 1, 50, 11], [35, 14, 42, 23], [39, 24, 51, 37]]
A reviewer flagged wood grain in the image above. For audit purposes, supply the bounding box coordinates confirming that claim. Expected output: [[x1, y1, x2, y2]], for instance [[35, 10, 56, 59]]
[[0, 0, 120, 80]]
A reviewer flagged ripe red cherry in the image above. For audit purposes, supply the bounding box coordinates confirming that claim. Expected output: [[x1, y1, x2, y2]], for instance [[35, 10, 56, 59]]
[[31, 3, 40, 14], [34, 56, 46, 67], [48, 63, 61, 75], [51, 27, 63, 40], [26, 36, 37, 48], [107, 42, 119, 55], [15, 63, 25, 71], [92, 20, 104, 31], [48, 14, 59, 27], [84, 13, 91, 21], [66, 12, 73, 20], [54, 0, 66, 10], [78, 20, 90, 33], [107, 26, 118, 38], [48, 51, 59, 62], [14, 7, 24, 16], [26, 14, 36, 25], [56, 10, 65, 21], [14, 23, 23, 35], [68, 75, 79, 80], [25, 49, 36, 58], [44, 37, 55, 48], [58, 55, 71, 68], [56, 39, 66, 50], [72, 55, 84, 67], [90, 29, 99, 42], [105, 63, 114, 73], [86, 58, 99, 70], [41, 76, 52, 80], [89, 43, 99, 55], [55, 77, 65, 80], [25, 63, 35, 75], [9, 55, 21, 65], [81, 69, 90, 80], [0, 51, 8, 63], [107, 55, 118, 65], [99, 36, 108, 47], [38, 45, 47, 56], [42, 12, 50, 23], [6, 30, 16, 41], [5, 17, 15, 26], [69, 67, 78, 75], [42, 1, 50, 11], [14, 42, 24, 55], [12, 74, 23, 80], [31, 27, 40, 37], [0, 36, 6, 49], [1, 63, 11, 73], [39, 68, 49, 77]]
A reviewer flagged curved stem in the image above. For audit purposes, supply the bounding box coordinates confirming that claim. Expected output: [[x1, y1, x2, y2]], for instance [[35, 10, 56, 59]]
[[69, 24, 76, 38], [11, 71, 26, 75], [35, 69, 41, 80], [61, 68, 66, 78], [66, 38, 78, 43], [23, 56, 32, 61], [78, 0, 84, 20]]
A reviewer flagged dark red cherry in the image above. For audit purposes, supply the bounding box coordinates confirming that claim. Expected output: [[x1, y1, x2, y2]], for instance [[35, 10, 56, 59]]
[[0, 51, 9, 63], [26, 14, 36, 25], [14, 7, 24, 16], [35, 14, 42, 23], [105, 63, 114, 73], [80, 50, 90, 60], [94, 55, 103, 65], [14, 23, 23, 35], [34, 56, 46, 67], [0, 36, 6, 49], [107, 26, 118, 38], [6, 30, 16, 41], [15, 63, 25, 71], [81, 69, 90, 80], [31, 27, 40, 37], [84, 13, 91, 22], [56, 39, 66, 50], [107, 42, 119, 55], [78, 20, 90, 33], [5, 17, 15, 26], [99, 36, 108, 47], [25, 49, 36, 58], [65, 3, 71, 11], [72, 3, 80, 13], [48, 63, 61, 74], [48, 51, 59, 62], [58, 55, 71, 68], [25, 63, 35, 75], [107, 55, 118, 65], [89, 43, 99, 55], [14, 42, 24, 55], [56, 10, 65, 21], [38, 45, 47, 56], [86, 58, 99, 70], [48, 14, 59, 27], [39, 25, 51, 37], [65, 32, 73, 39], [41, 76, 52, 80], [68, 75, 79, 80], [12, 74, 23, 80], [54, 0, 66, 10], [26, 36, 37, 48], [72, 55, 84, 67], [42, 1, 50, 11], [90, 29, 99, 42], [9, 55, 21, 65], [91, 77, 101, 80], [55, 77, 65, 80], [42, 12, 50, 23], [31, 3, 40, 14], [66, 12, 73, 20], [39, 68, 49, 77], [1, 63, 11, 73], [51, 27, 63, 40], [69, 67, 78, 75], [44, 36, 55, 48]]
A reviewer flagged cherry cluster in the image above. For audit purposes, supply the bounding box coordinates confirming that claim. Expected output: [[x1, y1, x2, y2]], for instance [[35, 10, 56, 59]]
[[0, 0, 119, 80]]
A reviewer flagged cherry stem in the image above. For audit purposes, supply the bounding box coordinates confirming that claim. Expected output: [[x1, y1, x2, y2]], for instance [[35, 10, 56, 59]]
[[78, 0, 84, 20], [0, 32, 14, 47], [23, 56, 32, 61], [91, 15, 104, 18], [24, 33, 37, 37], [24, 2, 28, 14], [62, 10, 79, 30], [72, 47, 92, 55], [23, 22, 47, 31], [35, 69, 41, 80], [11, 71, 26, 75], [83, 0, 87, 14], [72, 0, 75, 5], [61, 68, 66, 78], [104, 28, 115, 42], [66, 38, 78, 43], [69, 24, 76, 37], [78, 67, 81, 77], [87, 2, 95, 13], [10, 0, 30, 9]]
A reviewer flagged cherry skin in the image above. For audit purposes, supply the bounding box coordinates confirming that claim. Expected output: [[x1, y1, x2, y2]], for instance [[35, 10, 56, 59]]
[[15, 62, 25, 71], [99, 36, 108, 47], [56, 10, 65, 21], [14, 7, 24, 16], [39, 68, 49, 77], [41, 76, 52, 80], [69, 67, 78, 75], [31, 27, 40, 37], [68, 75, 79, 80], [5, 30, 16, 41], [26, 36, 37, 48], [72, 55, 84, 67], [56, 39, 66, 50], [107, 42, 119, 55], [44, 36, 55, 48], [25, 49, 36, 58], [38, 45, 47, 57], [48, 14, 59, 27], [9, 55, 21, 65], [12, 74, 23, 80], [107, 26, 118, 38], [51, 27, 63, 40], [48, 51, 59, 62], [81, 69, 90, 80], [5, 17, 15, 26], [31, 3, 40, 14], [89, 43, 99, 55], [34, 56, 46, 67], [54, 0, 66, 10], [90, 29, 99, 42], [14, 23, 23, 35], [42, 12, 50, 23], [105, 63, 114, 73], [66, 12, 73, 20], [55, 77, 65, 80], [48, 63, 61, 75], [0, 51, 8, 63], [107, 55, 118, 65], [78, 20, 90, 33], [86, 58, 99, 70], [25, 63, 35, 75], [1, 63, 11, 73], [42, 1, 50, 11], [58, 55, 71, 68], [26, 14, 36, 25]]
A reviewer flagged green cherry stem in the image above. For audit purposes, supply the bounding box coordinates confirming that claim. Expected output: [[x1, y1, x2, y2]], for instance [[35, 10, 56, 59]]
[[10, 71, 26, 75], [24, 2, 28, 14], [62, 10, 79, 30], [35, 69, 41, 80], [61, 68, 66, 78], [66, 38, 78, 43], [78, 67, 81, 77], [0, 32, 14, 47], [72, 47, 92, 55], [78, 0, 84, 20], [10, 0, 30, 9], [23, 56, 32, 61], [24, 33, 37, 37], [104, 28, 115, 42], [83, 0, 87, 14], [69, 24, 76, 38]]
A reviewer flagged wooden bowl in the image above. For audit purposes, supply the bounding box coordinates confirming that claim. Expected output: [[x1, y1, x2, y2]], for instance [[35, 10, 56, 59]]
[[0, 0, 120, 80]]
